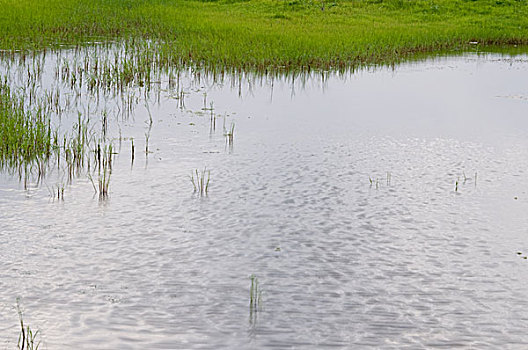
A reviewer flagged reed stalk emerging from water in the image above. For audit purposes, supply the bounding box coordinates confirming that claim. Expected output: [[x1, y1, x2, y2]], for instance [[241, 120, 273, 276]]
[[16, 299, 41, 350], [190, 167, 210, 196], [249, 274, 263, 325], [224, 122, 235, 146]]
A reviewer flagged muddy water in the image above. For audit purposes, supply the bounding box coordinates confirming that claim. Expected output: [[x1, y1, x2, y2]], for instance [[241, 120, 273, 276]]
[[2, 51, 528, 348]]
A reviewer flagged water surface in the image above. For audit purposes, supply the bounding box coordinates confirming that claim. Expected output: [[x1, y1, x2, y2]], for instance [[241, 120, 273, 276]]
[[1, 51, 528, 349]]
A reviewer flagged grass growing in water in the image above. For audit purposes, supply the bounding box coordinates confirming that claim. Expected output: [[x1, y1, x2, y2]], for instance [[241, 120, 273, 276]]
[[88, 143, 113, 200], [191, 167, 210, 196], [224, 122, 235, 147], [249, 274, 263, 326], [249, 274, 262, 311], [16, 299, 41, 350], [0, 80, 53, 180], [1, 0, 528, 72]]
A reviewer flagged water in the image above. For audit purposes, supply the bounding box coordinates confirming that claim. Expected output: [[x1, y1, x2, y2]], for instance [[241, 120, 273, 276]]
[[2, 50, 528, 349]]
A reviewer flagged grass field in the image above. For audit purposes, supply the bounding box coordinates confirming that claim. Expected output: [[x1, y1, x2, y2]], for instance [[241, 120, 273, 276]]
[[0, 0, 527, 70]]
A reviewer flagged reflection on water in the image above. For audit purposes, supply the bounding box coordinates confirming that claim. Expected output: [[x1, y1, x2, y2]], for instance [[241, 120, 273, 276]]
[[2, 49, 528, 348]]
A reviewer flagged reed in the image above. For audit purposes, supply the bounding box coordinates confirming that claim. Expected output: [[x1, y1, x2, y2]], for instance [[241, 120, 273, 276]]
[[191, 167, 210, 196], [16, 299, 41, 350], [224, 121, 235, 146], [249, 274, 263, 326]]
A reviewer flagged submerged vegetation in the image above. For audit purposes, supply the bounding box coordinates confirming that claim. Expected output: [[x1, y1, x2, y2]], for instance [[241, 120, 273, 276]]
[[1, 0, 528, 72]]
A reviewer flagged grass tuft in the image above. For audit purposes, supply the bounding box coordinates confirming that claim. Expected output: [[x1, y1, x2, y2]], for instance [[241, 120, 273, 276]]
[[191, 167, 211, 196]]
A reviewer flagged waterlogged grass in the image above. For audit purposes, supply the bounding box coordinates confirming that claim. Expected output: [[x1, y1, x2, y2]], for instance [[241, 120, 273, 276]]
[[1, 0, 528, 70], [0, 63, 115, 195], [0, 80, 53, 176], [191, 167, 211, 196], [16, 299, 41, 350]]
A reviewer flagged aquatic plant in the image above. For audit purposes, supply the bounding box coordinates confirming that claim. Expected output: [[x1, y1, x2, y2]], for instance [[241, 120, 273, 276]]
[[0, 79, 54, 179], [131, 138, 135, 163], [16, 299, 41, 350], [88, 142, 113, 200], [249, 274, 263, 326], [48, 183, 65, 201], [224, 122, 235, 146], [249, 274, 262, 311], [369, 176, 380, 190], [191, 167, 210, 196]]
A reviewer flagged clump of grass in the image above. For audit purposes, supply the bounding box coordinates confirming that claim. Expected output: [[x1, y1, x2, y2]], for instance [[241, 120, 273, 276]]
[[88, 167, 111, 200], [369, 176, 380, 190], [48, 183, 65, 201], [224, 122, 235, 146], [190, 167, 210, 196], [16, 299, 41, 350], [88, 142, 113, 200], [249, 274, 262, 310], [0, 79, 54, 179], [249, 274, 263, 325], [455, 170, 478, 192]]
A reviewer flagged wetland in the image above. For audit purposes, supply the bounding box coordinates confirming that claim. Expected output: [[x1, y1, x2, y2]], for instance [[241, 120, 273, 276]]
[[1, 43, 528, 348]]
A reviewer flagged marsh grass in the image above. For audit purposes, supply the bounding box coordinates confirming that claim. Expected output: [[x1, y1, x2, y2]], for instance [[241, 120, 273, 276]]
[[455, 170, 477, 192], [88, 142, 113, 199], [369, 176, 380, 190], [224, 122, 235, 146], [249, 274, 262, 310], [249, 274, 263, 325], [0, 80, 54, 181], [0, 50, 123, 198], [1, 0, 528, 73], [48, 182, 65, 201], [191, 167, 210, 196], [16, 299, 41, 350]]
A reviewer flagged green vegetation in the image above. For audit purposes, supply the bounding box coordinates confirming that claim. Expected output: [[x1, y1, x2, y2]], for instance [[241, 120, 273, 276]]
[[249, 274, 262, 325], [191, 167, 211, 196], [1, 0, 528, 71], [1, 65, 115, 195], [0, 79, 53, 180], [16, 299, 41, 350], [224, 122, 235, 146]]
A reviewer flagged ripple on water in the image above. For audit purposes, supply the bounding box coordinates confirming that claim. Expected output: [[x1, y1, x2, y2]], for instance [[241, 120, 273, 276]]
[[2, 53, 528, 348]]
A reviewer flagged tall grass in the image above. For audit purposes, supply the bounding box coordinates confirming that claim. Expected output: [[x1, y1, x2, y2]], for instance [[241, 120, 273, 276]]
[[1, 0, 528, 71], [0, 79, 53, 180]]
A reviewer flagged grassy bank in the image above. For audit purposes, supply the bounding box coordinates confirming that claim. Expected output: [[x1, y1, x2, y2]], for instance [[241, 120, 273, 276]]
[[1, 0, 527, 70]]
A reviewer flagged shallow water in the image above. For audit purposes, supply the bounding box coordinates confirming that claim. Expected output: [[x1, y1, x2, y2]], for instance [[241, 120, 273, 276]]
[[2, 51, 528, 349]]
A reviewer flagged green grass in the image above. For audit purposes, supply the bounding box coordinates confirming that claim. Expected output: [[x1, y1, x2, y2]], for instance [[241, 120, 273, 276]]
[[16, 298, 41, 350], [1, 0, 528, 70], [0, 79, 53, 177], [191, 167, 210, 196]]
